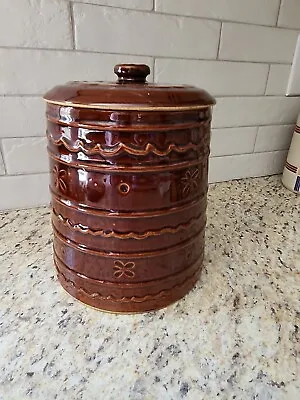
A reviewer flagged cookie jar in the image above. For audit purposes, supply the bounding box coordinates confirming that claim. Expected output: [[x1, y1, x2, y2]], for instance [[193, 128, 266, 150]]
[[44, 64, 215, 313]]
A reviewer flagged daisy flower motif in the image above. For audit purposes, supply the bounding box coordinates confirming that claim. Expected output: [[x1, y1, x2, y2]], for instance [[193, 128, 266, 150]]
[[113, 261, 135, 279], [53, 165, 67, 193], [181, 168, 199, 197]]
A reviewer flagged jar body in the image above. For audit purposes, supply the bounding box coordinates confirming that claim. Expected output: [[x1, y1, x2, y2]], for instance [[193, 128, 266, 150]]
[[47, 104, 212, 312]]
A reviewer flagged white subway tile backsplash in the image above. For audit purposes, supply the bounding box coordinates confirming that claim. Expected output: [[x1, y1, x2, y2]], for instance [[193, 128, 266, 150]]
[[278, 0, 300, 29], [0, 174, 50, 210], [208, 151, 287, 183], [0, 97, 46, 138], [254, 125, 294, 152], [0, 49, 153, 95], [0, 0, 299, 209], [211, 127, 257, 157], [73, 3, 220, 59], [265, 65, 291, 95], [155, 0, 280, 26], [219, 23, 298, 63], [1, 138, 48, 175], [155, 59, 269, 96], [0, 0, 72, 49], [74, 0, 153, 10], [212, 97, 300, 128]]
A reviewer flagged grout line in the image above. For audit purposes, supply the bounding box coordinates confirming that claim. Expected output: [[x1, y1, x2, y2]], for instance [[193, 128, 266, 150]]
[[0, 45, 294, 65], [0, 136, 46, 140], [210, 94, 297, 99], [212, 123, 295, 131], [212, 121, 298, 129], [152, 57, 156, 83], [73, 1, 155, 13], [210, 149, 288, 159], [264, 64, 272, 95], [252, 148, 289, 155], [0, 94, 42, 98], [214, 94, 300, 99], [276, 0, 283, 26], [0, 140, 7, 175], [69, 1, 76, 50], [71, 1, 300, 32], [207, 58, 292, 65], [205, 93, 300, 102], [252, 126, 260, 153], [0, 172, 49, 179], [216, 22, 223, 60]]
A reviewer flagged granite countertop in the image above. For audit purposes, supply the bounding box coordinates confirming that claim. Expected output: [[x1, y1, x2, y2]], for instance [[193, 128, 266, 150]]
[[0, 175, 299, 400]]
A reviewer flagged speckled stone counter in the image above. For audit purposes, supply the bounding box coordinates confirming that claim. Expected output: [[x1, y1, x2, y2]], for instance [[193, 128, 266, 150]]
[[0, 176, 299, 400]]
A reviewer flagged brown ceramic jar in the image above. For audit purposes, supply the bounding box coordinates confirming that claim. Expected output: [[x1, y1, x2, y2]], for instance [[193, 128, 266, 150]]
[[44, 64, 215, 313]]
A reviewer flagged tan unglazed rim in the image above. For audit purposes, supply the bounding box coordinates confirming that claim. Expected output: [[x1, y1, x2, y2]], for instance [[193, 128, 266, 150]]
[[44, 99, 215, 111]]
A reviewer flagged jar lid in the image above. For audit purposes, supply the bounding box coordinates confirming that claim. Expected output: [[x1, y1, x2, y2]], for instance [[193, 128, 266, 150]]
[[44, 64, 215, 111]]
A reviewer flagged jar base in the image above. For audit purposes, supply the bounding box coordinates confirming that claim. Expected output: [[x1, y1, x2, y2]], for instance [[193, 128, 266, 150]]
[[54, 257, 202, 313]]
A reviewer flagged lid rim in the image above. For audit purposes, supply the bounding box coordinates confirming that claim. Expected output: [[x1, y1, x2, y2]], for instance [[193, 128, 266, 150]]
[[44, 98, 215, 111]]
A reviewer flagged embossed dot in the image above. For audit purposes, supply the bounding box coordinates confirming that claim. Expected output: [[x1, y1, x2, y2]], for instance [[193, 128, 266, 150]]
[[134, 133, 147, 146], [87, 179, 105, 202], [118, 183, 130, 195]]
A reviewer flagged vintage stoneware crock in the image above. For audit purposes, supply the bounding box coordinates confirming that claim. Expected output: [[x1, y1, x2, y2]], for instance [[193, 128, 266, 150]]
[[44, 64, 215, 313]]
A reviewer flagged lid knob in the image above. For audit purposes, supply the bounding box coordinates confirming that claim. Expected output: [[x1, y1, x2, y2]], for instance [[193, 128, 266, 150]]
[[114, 64, 150, 83]]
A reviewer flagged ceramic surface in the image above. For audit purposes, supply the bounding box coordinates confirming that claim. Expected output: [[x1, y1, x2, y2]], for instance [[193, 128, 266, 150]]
[[44, 64, 215, 110], [45, 64, 215, 312], [282, 114, 300, 193]]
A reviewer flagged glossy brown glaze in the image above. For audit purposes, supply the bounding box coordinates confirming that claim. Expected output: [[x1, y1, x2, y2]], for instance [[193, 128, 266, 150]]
[[44, 64, 215, 110], [45, 64, 215, 313]]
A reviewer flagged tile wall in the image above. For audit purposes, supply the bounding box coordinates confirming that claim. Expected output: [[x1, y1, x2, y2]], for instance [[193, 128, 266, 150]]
[[0, 0, 300, 209]]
